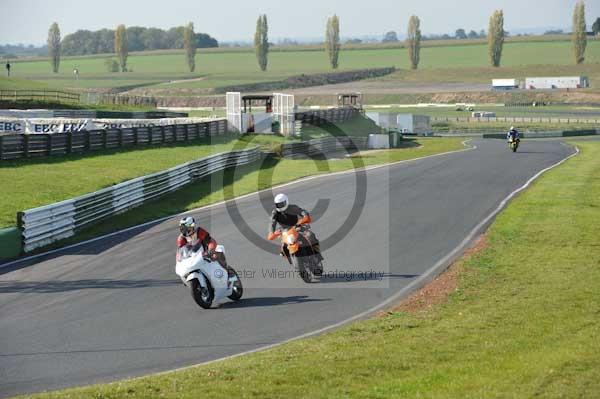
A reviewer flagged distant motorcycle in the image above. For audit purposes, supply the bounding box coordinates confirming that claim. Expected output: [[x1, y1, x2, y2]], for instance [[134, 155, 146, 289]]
[[268, 225, 324, 283], [508, 137, 520, 152], [175, 245, 243, 309]]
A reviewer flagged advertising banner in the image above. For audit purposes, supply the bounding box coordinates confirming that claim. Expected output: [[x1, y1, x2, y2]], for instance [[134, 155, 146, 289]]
[[0, 118, 209, 134]]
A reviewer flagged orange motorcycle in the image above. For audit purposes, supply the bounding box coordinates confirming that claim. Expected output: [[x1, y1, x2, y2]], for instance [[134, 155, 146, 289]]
[[268, 223, 324, 283]]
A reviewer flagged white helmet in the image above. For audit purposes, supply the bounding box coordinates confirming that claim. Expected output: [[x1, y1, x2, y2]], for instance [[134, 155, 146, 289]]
[[274, 193, 289, 212], [179, 216, 196, 237]]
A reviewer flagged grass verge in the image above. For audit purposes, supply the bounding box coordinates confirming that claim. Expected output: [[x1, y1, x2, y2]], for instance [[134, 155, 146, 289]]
[[17, 140, 600, 398], [0, 134, 244, 228]]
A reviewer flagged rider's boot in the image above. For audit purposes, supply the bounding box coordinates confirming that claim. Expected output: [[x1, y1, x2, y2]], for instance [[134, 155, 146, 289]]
[[215, 253, 235, 277], [306, 232, 324, 261]]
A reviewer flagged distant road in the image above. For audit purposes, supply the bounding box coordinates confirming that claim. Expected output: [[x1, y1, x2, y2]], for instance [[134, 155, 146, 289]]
[[289, 81, 491, 95]]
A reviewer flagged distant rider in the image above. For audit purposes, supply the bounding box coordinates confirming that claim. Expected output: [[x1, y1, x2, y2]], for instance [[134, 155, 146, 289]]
[[269, 193, 322, 258], [176, 216, 233, 276], [507, 126, 520, 142]]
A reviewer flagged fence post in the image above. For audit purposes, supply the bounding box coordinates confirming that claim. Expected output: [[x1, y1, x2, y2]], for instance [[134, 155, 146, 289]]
[[161, 126, 166, 143], [23, 134, 30, 158], [67, 131, 73, 154], [0, 135, 3, 160], [118, 129, 123, 147], [85, 131, 91, 151], [133, 127, 138, 145], [102, 130, 108, 149], [184, 124, 189, 141], [16, 211, 25, 254], [47, 133, 53, 156]]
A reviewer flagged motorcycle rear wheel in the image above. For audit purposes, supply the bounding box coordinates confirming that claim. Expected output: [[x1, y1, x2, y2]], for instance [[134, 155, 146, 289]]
[[190, 278, 214, 309], [227, 269, 244, 301]]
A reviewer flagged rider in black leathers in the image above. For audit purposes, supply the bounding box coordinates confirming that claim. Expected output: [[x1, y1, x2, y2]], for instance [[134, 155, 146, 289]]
[[269, 193, 321, 257]]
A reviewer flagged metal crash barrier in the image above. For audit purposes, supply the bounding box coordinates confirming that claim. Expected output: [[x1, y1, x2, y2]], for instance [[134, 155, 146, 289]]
[[17, 147, 260, 253]]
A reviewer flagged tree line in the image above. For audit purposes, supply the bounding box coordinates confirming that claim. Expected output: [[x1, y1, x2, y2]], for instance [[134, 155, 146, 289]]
[[252, 2, 590, 72], [45, 23, 211, 73], [42, 2, 593, 75], [60, 26, 217, 56]]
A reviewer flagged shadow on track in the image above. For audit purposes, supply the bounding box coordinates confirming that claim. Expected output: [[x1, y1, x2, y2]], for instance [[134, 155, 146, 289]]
[[220, 295, 330, 309], [0, 278, 181, 293], [319, 273, 419, 283]]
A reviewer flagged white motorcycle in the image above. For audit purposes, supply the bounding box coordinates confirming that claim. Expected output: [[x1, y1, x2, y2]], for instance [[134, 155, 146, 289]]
[[175, 245, 243, 309]]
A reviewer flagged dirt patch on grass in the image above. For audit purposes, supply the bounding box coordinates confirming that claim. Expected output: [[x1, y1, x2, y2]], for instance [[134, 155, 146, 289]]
[[381, 233, 489, 315]]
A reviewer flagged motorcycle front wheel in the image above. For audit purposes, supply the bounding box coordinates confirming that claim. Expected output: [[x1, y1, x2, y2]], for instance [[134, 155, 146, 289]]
[[311, 256, 324, 278], [292, 255, 317, 283], [190, 278, 214, 309]]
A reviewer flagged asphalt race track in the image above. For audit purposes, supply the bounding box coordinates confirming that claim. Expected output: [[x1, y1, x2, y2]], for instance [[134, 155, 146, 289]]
[[0, 139, 574, 397]]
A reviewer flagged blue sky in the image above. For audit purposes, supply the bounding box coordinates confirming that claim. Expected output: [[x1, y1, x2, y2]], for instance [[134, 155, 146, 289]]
[[2, 0, 599, 45]]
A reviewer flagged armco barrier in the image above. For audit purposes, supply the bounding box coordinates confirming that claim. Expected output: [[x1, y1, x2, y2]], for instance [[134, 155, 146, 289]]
[[0, 119, 227, 160], [17, 147, 260, 253], [281, 136, 368, 158]]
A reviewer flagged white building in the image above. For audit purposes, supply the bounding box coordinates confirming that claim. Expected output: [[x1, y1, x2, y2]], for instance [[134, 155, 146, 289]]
[[492, 79, 519, 90], [397, 114, 431, 135], [525, 76, 589, 90], [366, 113, 431, 135], [366, 112, 397, 129]]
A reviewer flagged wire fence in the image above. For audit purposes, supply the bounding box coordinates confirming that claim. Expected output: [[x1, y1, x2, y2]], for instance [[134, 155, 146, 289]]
[[432, 116, 600, 124], [0, 90, 80, 103]]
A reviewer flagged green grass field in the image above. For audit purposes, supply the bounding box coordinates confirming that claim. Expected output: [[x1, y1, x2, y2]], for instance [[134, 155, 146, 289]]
[[0, 134, 246, 228], [0, 77, 50, 90], [18, 139, 600, 399], [2, 40, 598, 91]]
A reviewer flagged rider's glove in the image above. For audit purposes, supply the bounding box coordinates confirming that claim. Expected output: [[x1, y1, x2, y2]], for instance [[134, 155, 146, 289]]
[[204, 249, 215, 259]]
